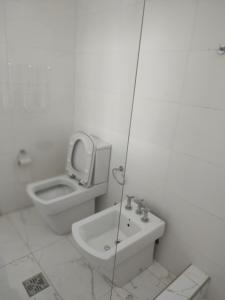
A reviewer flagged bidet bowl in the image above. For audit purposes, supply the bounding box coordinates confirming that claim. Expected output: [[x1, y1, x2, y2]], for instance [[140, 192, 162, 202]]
[[72, 201, 165, 286]]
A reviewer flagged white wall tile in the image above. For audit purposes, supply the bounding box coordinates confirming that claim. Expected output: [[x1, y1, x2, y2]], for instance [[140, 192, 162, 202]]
[[5, 0, 75, 53], [75, 51, 137, 95], [142, 0, 197, 51], [74, 88, 132, 135], [131, 98, 180, 148], [0, 0, 76, 213], [125, 138, 171, 200], [174, 106, 225, 166], [136, 51, 188, 102], [73, 0, 144, 211], [124, 1, 225, 299], [191, 0, 225, 50], [167, 152, 225, 221], [0, 1, 6, 45], [157, 229, 225, 300], [0, 182, 31, 214], [162, 189, 225, 270], [0, 111, 14, 152], [75, 1, 143, 53], [183, 51, 225, 110], [74, 0, 142, 15]]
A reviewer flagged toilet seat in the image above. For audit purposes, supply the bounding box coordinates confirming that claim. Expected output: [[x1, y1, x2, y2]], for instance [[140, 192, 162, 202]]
[[67, 132, 95, 187]]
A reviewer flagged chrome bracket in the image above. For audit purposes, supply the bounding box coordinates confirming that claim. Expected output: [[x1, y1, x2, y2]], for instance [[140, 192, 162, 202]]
[[218, 44, 225, 55]]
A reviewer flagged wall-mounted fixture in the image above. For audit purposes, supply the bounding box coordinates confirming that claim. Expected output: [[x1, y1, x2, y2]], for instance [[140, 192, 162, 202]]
[[17, 149, 32, 166], [217, 44, 225, 55], [112, 165, 125, 185]]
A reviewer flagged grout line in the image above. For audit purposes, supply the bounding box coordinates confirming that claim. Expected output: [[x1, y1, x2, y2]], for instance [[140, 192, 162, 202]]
[[31, 252, 64, 300], [157, 0, 201, 205], [5, 208, 32, 246], [167, 187, 225, 225], [0, 253, 32, 271], [30, 238, 65, 256], [126, 133, 225, 173], [135, 96, 225, 113], [171, 149, 225, 170]]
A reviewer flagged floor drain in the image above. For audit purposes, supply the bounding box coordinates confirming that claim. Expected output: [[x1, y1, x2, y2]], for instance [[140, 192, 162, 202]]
[[104, 245, 111, 251], [22, 272, 49, 297]]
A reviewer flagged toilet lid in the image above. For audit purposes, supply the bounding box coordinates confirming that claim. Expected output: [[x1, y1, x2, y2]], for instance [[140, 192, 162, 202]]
[[66, 132, 95, 187]]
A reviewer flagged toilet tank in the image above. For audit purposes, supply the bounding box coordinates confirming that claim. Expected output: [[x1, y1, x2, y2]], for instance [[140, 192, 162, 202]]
[[91, 136, 111, 185]]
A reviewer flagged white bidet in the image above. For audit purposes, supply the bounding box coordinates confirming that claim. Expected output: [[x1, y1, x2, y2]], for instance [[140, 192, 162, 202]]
[[72, 201, 165, 286]]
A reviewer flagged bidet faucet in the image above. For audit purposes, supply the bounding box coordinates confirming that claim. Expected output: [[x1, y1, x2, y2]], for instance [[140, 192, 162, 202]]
[[141, 206, 151, 222], [125, 195, 134, 210], [134, 198, 144, 214]]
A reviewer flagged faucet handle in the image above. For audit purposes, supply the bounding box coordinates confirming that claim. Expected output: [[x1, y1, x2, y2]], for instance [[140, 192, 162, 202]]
[[125, 195, 135, 210], [134, 198, 144, 214]]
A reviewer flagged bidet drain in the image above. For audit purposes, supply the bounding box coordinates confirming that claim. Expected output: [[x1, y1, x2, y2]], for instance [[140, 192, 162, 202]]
[[115, 239, 121, 245], [104, 245, 111, 251]]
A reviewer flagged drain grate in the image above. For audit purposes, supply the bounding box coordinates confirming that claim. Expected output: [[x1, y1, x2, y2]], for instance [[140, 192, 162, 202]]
[[22, 272, 49, 297]]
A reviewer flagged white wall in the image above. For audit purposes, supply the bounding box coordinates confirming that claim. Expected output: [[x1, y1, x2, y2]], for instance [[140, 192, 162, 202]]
[[73, 0, 144, 209], [0, 0, 76, 214], [124, 0, 225, 299]]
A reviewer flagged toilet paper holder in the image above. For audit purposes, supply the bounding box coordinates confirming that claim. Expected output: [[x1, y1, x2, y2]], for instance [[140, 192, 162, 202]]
[[17, 149, 32, 166]]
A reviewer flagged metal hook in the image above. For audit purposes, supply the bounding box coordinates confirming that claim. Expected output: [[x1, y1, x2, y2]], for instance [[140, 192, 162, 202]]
[[112, 165, 125, 186]]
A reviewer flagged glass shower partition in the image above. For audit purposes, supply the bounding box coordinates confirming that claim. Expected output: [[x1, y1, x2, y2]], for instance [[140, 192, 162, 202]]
[[73, 1, 146, 299]]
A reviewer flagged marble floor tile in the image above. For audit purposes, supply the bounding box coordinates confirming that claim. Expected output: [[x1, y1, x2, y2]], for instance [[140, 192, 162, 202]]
[[66, 232, 80, 250], [156, 265, 209, 300], [98, 287, 138, 300], [33, 238, 111, 300], [99, 262, 173, 300], [0, 215, 29, 267], [124, 267, 167, 300], [2, 207, 175, 300], [8, 206, 64, 252], [148, 261, 176, 286], [0, 254, 61, 300]]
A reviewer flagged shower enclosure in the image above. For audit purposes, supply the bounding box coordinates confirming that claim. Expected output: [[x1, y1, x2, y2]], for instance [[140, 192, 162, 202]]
[[113, 0, 225, 299]]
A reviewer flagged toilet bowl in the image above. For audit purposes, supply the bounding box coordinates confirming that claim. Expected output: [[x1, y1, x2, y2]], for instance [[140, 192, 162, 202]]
[[72, 200, 165, 286], [27, 132, 111, 235]]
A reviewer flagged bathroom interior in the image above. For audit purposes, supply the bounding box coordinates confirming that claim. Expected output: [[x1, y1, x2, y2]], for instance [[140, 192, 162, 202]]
[[0, 0, 224, 299]]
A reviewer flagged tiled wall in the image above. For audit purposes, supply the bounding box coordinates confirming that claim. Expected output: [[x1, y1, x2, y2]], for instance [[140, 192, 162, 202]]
[[0, 0, 76, 214], [124, 0, 225, 299], [73, 0, 144, 209]]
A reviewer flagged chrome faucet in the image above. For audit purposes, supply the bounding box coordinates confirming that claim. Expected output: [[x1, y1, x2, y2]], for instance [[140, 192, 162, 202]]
[[125, 195, 134, 210], [141, 206, 151, 222], [134, 198, 144, 214]]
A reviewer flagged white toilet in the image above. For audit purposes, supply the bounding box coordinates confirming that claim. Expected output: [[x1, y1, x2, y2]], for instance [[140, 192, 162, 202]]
[[27, 132, 111, 235]]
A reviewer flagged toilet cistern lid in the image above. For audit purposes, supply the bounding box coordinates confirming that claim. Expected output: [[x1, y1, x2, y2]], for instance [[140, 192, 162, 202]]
[[66, 132, 95, 187]]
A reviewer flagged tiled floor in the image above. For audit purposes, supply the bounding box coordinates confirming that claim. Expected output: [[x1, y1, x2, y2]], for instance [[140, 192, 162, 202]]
[[0, 206, 175, 300]]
